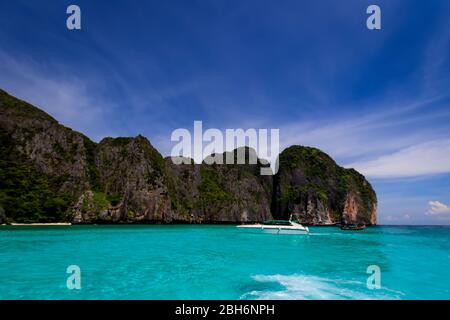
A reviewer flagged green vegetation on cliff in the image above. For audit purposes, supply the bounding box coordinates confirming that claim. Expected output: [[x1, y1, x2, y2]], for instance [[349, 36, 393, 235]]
[[0, 129, 74, 223], [198, 165, 234, 211]]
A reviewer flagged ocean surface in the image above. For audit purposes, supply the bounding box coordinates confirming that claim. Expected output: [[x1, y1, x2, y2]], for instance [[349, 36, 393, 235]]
[[0, 225, 449, 300]]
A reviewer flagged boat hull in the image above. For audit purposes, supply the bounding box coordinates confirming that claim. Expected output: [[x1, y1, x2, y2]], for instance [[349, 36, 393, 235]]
[[237, 224, 309, 235]]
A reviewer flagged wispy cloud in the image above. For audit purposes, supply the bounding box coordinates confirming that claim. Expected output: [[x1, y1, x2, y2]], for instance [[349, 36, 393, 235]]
[[427, 201, 450, 215], [274, 94, 450, 163], [347, 139, 450, 178]]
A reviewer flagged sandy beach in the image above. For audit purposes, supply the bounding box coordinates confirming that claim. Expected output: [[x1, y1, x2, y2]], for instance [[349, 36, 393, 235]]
[[9, 223, 72, 226]]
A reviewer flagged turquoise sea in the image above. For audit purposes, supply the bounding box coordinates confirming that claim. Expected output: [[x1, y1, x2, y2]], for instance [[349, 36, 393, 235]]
[[0, 225, 449, 300]]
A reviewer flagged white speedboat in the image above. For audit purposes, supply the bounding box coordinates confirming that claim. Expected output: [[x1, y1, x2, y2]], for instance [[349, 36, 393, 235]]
[[237, 216, 309, 235]]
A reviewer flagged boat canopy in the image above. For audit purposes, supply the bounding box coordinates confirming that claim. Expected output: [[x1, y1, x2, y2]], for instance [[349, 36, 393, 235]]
[[262, 220, 292, 226]]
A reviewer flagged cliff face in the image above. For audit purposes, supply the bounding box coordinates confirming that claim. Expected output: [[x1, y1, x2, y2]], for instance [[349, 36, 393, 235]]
[[0, 89, 377, 225], [0, 90, 95, 194], [72, 136, 173, 223], [273, 146, 377, 225], [166, 148, 273, 223], [0, 89, 96, 222]]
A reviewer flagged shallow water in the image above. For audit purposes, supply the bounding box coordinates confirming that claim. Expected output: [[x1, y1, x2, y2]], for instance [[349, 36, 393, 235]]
[[0, 225, 449, 299]]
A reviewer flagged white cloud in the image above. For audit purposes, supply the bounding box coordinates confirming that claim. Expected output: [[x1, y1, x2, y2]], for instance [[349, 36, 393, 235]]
[[346, 139, 450, 178], [427, 201, 450, 215], [274, 93, 450, 162]]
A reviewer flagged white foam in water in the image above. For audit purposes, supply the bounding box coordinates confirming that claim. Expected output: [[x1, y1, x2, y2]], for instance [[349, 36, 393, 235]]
[[242, 274, 403, 300]]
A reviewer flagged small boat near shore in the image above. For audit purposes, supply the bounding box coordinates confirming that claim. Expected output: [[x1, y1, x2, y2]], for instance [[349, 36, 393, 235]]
[[237, 215, 309, 234], [340, 224, 366, 231]]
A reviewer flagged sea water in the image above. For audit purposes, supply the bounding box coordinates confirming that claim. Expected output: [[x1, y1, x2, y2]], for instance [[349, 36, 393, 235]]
[[0, 225, 448, 299]]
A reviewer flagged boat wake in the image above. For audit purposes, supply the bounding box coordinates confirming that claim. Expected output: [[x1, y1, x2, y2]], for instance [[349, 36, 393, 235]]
[[241, 274, 403, 300]]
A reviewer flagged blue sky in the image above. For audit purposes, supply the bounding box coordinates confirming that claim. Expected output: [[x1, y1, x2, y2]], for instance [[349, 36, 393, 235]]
[[0, 0, 449, 224]]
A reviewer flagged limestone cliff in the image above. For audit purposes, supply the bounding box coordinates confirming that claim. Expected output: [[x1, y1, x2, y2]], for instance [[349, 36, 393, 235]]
[[72, 136, 173, 223], [273, 146, 377, 225], [166, 148, 273, 223], [0, 89, 377, 225], [0, 89, 95, 222]]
